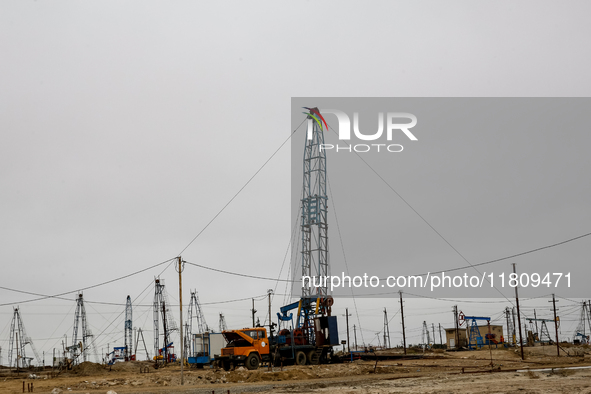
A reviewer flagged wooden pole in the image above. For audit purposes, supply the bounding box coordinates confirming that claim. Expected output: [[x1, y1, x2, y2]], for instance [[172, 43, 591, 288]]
[[178, 257, 184, 385], [399, 292, 407, 354], [346, 308, 350, 353], [551, 294, 560, 357], [513, 263, 525, 360]]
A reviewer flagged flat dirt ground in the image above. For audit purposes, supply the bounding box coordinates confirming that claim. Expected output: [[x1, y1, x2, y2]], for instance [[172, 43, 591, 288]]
[[2, 346, 591, 394]]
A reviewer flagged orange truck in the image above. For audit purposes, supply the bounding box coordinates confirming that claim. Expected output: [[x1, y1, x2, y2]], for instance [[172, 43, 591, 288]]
[[215, 327, 270, 370], [215, 314, 339, 371]]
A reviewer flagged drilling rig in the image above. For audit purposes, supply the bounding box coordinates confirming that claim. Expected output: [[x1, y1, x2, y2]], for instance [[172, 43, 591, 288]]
[[153, 279, 178, 364], [124, 295, 133, 360], [215, 108, 339, 370], [275, 107, 338, 360], [8, 308, 41, 368], [70, 293, 98, 364]]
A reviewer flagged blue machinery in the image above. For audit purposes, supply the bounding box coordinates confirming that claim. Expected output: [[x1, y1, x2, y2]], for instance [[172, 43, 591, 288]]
[[574, 332, 590, 344], [459, 313, 492, 349]]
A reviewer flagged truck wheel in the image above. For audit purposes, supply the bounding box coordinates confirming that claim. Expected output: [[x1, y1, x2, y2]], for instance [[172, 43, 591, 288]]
[[222, 360, 231, 371], [245, 354, 260, 370], [307, 350, 320, 365], [295, 350, 307, 366]]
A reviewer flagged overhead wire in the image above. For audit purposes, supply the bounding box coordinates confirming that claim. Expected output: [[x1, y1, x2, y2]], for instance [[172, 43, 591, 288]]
[[181, 226, 588, 291], [323, 122, 517, 306], [327, 174, 365, 345], [176, 118, 307, 257], [0, 257, 176, 307], [88, 260, 175, 359]]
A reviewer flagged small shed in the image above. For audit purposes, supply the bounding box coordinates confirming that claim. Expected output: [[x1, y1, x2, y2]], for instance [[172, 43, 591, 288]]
[[445, 325, 504, 349]]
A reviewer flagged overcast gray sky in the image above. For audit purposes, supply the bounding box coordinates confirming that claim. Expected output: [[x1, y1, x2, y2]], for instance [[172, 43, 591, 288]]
[[1, 1, 591, 364]]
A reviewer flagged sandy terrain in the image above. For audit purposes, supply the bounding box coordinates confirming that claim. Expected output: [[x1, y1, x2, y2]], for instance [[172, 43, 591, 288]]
[[1, 346, 590, 393]]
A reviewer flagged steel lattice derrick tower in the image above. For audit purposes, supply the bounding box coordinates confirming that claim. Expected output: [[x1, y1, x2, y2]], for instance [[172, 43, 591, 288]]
[[574, 301, 591, 340], [8, 308, 41, 368], [153, 279, 165, 361], [422, 321, 431, 350], [124, 295, 132, 361], [153, 279, 177, 363], [71, 292, 97, 363], [218, 313, 227, 332], [301, 107, 329, 299], [185, 290, 209, 358], [188, 290, 208, 334]]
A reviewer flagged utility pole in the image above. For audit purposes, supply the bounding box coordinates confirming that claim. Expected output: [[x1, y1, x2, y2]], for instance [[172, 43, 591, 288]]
[[178, 256, 184, 385], [251, 299, 257, 327], [267, 290, 273, 339], [512, 307, 517, 345], [513, 263, 525, 360], [346, 308, 351, 353], [453, 305, 459, 349], [438, 323, 443, 347], [551, 294, 560, 357], [585, 301, 589, 340], [267, 289, 273, 371], [383, 308, 390, 349], [353, 325, 357, 350], [399, 291, 407, 355]]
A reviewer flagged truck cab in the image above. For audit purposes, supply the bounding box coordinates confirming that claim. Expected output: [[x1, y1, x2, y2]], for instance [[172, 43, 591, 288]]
[[216, 327, 270, 370]]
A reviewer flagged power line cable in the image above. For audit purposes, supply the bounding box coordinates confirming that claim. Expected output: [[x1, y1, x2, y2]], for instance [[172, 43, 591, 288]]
[[182, 229, 589, 288], [176, 118, 307, 257], [183, 261, 293, 282], [0, 257, 176, 307], [399, 231, 591, 277], [324, 123, 511, 304], [327, 174, 365, 345]]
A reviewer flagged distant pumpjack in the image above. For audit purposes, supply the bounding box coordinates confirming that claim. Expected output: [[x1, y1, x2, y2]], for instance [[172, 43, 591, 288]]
[[573, 301, 591, 344]]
